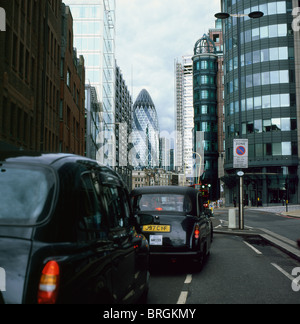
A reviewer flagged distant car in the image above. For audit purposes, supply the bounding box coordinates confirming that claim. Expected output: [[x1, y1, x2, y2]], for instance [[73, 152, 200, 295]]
[[0, 152, 149, 304], [131, 186, 213, 269]]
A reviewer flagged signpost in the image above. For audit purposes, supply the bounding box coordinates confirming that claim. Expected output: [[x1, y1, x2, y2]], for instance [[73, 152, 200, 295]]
[[233, 139, 248, 230]]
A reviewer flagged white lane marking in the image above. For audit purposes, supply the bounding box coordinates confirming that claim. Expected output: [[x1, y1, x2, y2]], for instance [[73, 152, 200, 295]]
[[184, 274, 193, 284], [177, 291, 188, 305], [271, 263, 295, 282], [244, 241, 263, 255]]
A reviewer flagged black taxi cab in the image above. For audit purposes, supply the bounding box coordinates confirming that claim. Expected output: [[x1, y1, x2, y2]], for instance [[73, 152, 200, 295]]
[[0, 152, 149, 304], [131, 186, 213, 269]]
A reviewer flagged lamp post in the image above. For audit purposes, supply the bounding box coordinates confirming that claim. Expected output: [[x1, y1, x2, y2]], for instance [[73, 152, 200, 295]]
[[215, 10, 264, 229]]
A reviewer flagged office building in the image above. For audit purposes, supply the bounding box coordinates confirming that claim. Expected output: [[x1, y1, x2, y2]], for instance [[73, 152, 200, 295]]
[[221, 0, 299, 205], [175, 23, 224, 194], [85, 84, 102, 159], [63, 0, 116, 166], [193, 34, 220, 200], [115, 64, 133, 188], [175, 56, 194, 182], [131, 89, 160, 169], [175, 60, 184, 171]]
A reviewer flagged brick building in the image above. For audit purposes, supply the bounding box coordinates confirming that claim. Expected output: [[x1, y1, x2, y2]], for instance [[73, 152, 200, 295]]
[[60, 4, 85, 155], [0, 0, 85, 155]]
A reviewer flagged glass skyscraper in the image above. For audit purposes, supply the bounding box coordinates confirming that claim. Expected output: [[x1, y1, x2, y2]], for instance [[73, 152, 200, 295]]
[[131, 89, 160, 169], [221, 0, 298, 205], [64, 0, 116, 166]]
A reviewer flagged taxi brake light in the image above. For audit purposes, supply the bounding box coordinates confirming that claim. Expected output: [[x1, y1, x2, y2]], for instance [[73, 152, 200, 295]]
[[37, 261, 60, 304]]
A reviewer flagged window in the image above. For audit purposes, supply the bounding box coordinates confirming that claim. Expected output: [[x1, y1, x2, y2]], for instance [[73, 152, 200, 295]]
[[254, 96, 261, 109], [281, 118, 290, 131], [246, 98, 253, 110], [0, 166, 55, 225], [271, 94, 280, 107], [254, 120, 262, 133], [78, 172, 109, 241], [265, 143, 272, 156], [67, 69, 71, 87], [271, 118, 281, 131], [272, 143, 281, 156], [268, 2, 277, 15], [282, 142, 292, 155], [261, 72, 270, 85], [256, 143, 263, 157], [279, 70, 289, 83], [252, 28, 260, 41], [247, 121, 254, 134], [270, 71, 279, 84], [260, 26, 269, 39], [201, 61, 208, 69], [101, 185, 127, 229]]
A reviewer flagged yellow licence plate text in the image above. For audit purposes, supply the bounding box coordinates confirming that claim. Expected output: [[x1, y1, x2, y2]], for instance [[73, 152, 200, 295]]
[[142, 225, 171, 233]]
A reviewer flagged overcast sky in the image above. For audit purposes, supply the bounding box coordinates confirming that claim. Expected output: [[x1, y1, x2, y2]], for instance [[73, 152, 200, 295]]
[[115, 0, 221, 134]]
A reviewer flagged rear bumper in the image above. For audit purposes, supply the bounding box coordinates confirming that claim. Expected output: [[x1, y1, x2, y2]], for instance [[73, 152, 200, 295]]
[[150, 251, 200, 256], [149, 250, 202, 263]]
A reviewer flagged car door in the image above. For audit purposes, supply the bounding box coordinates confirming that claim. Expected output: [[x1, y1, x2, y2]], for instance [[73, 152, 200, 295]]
[[100, 180, 136, 303], [67, 170, 115, 303]]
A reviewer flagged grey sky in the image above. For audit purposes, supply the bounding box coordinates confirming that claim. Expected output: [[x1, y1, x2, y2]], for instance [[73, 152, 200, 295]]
[[115, 0, 221, 134]]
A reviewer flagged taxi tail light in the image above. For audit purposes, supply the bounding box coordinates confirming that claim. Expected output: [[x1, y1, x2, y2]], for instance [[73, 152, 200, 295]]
[[37, 261, 60, 304], [194, 225, 200, 239]]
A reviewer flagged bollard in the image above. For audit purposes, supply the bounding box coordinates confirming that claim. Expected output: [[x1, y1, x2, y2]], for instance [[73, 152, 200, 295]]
[[228, 208, 237, 229]]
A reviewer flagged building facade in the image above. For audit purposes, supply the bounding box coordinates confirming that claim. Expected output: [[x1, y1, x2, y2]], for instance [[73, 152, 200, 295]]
[[193, 34, 220, 200], [175, 60, 184, 171], [60, 4, 85, 156], [175, 56, 194, 181], [115, 64, 133, 188], [0, 0, 85, 155], [221, 0, 299, 205], [63, 0, 116, 166], [85, 84, 102, 159]]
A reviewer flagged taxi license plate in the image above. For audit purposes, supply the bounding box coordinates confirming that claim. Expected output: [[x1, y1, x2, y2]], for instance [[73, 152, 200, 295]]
[[142, 225, 171, 233]]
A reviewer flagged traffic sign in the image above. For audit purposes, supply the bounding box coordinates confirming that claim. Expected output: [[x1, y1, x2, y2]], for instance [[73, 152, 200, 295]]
[[233, 139, 248, 169], [236, 146, 246, 156]]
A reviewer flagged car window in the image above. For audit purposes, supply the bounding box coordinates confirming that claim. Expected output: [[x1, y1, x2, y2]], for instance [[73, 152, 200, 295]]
[[134, 194, 192, 213], [0, 165, 55, 225], [77, 172, 109, 241], [100, 185, 128, 229]]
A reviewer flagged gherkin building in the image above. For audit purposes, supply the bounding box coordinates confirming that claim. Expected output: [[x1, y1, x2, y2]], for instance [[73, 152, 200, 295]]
[[131, 89, 160, 169]]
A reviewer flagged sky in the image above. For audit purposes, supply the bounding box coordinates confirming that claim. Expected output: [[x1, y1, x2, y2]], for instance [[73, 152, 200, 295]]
[[115, 0, 221, 134]]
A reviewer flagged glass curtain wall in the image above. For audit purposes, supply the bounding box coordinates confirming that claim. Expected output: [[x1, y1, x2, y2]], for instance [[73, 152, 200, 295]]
[[221, 0, 298, 205], [64, 0, 116, 166]]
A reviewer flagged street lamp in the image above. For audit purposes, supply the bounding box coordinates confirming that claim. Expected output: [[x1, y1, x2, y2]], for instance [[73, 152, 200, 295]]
[[215, 10, 264, 229]]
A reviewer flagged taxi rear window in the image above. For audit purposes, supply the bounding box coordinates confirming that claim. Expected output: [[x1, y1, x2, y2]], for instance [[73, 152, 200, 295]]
[[134, 194, 192, 213], [0, 165, 55, 225]]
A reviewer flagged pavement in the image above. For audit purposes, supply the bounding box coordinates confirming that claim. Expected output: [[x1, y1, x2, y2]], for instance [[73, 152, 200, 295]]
[[212, 206, 300, 262], [249, 205, 300, 218]]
